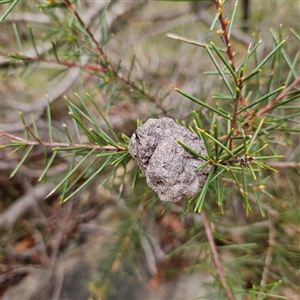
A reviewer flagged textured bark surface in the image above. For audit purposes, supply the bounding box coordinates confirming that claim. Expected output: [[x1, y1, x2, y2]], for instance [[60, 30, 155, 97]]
[[129, 118, 211, 202]]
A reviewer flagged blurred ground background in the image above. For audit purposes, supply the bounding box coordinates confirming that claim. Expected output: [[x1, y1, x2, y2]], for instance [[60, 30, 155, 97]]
[[1, 1, 299, 299]]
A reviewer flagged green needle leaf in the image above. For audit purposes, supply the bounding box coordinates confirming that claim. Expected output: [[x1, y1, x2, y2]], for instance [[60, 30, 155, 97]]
[[243, 38, 287, 82], [0, 0, 18, 22], [210, 41, 236, 78], [228, 0, 239, 38], [86, 93, 121, 144], [210, 11, 221, 31], [194, 166, 216, 212], [239, 86, 285, 114], [61, 156, 111, 203], [247, 118, 265, 153], [38, 152, 57, 182], [290, 28, 300, 42], [192, 110, 203, 128], [176, 139, 209, 161], [131, 165, 140, 188], [194, 127, 213, 158], [214, 124, 218, 155], [64, 156, 99, 195], [62, 123, 72, 144], [45, 95, 53, 142], [205, 43, 235, 97], [199, 128, 235, 157], [28, 24, 39, 56], [252, 161, 278, 173], [217, 127, 234, 158], [175, 88, 231, 120], [45, 149, 96, 198], [12, 23, 23, 52], [241, 167, 251, 215], [209, 168, 226, 184], [61, 150, 77, 200], [194, 161, 210, 172], [10, 146, 33, 178]]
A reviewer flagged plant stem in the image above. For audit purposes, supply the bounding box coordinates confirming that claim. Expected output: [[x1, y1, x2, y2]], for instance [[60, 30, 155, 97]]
[[212, 0, 236, 73], [230, 94, 240, 150], [201, 210, 234, 300], [0, 130, 126, 151], [63, 0, 170, 116], [9, 55, 107, 73], [212, 0, 244, 150], [63, 0, 112, 69]]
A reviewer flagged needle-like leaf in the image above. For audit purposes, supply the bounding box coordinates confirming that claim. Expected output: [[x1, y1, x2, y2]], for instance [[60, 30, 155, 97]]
[[205, 43, 235, 97], [175, 88, 231, 120], [10, 146, 33, 178]]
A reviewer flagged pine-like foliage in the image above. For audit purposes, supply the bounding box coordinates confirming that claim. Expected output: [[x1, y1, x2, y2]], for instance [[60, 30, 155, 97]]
[[1, 1, 299, 299]]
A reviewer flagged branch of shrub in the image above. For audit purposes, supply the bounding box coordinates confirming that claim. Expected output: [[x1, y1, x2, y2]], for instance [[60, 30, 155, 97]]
[[7, 54, 107, 73], [213, 0, 236, 72], [0, 130, 126, 151], [63, 0, 170, 117]]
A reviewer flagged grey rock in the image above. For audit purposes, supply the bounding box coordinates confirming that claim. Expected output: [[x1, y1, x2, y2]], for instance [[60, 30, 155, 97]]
[[128, 118, 211, 202]]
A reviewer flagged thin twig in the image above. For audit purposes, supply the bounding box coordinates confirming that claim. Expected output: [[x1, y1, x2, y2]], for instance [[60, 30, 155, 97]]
[[267, 161, 300, 168], [6, 54, 106, 73], [260, 214, 276, 289], [63, 0, 170, 117], [0, 266, 42, 283], [1, 2, 141, 132], [63, 0, 110, 69], [201, 210, 233, 300], [0, 130, 126, 151], [23, 122, 43, 144]]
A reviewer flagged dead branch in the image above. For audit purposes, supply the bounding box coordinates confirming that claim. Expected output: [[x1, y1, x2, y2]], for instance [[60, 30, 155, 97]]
[[260, 214, 276, 288], [140, 233, 158, 276], [201, 210, 233, 300], [0, 266, 42, 284], [1, 65, 82, 132], [0, 184, 54, 230]]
